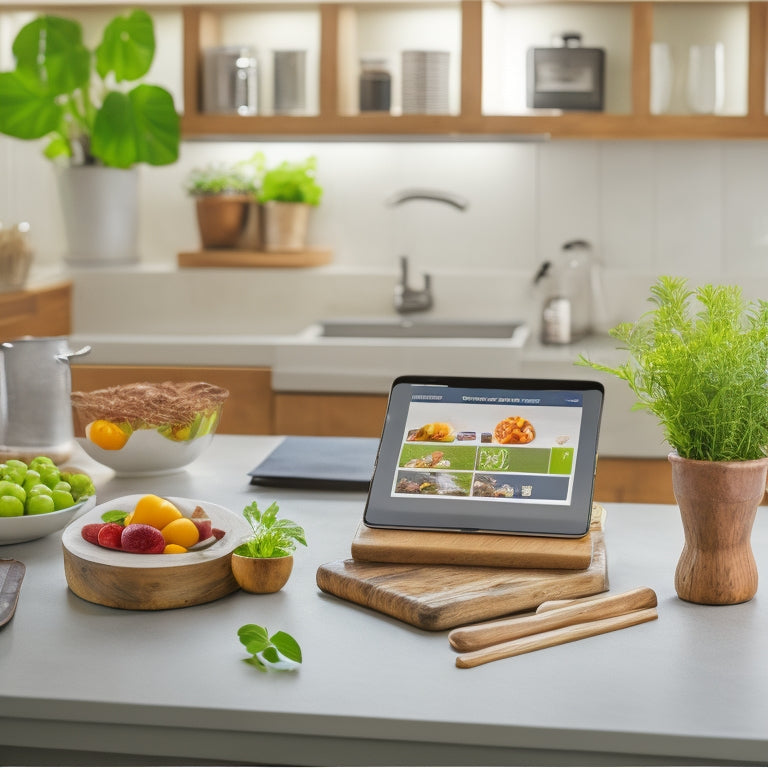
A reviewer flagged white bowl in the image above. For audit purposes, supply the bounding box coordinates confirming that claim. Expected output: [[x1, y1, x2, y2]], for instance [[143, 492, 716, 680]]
[[62, 494, 251, 567], [76, 430, 215, 477], [0, 495, 96, 545]]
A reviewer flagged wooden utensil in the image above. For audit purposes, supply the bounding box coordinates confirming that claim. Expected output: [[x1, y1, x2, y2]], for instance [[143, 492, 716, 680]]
[[449, 586, 657, 652], [455, 607, 658, 668]]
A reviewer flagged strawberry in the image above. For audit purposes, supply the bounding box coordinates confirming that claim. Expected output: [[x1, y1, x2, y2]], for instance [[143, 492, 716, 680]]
[[81, 523, 106, 545], [121, 523, 166, 554], [97, 523, 124, 550]]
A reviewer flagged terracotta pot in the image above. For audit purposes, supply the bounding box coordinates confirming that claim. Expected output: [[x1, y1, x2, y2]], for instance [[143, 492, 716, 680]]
[[262, 201, 311, 253], [195, 195, 251, 249], [231, 552, 293, 593], [669, 451, 768, 605]]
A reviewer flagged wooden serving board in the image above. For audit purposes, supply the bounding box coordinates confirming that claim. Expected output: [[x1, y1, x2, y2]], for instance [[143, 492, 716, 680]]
[[350, 505, 602, 570], [177, 248, 332, 269], [316, 506, 607, 631], [61, 495, 251, 611], [317, 533, 607, 631]]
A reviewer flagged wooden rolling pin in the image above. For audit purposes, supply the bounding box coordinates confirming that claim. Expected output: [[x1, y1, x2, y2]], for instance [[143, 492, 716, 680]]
[[455, 607, 658, 668], [449, 586, 657, 652]]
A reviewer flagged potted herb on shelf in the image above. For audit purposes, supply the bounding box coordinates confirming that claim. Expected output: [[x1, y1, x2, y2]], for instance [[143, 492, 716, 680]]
[[258, 156, 323, 253], [578, 276, 768, 605], [0, 10, 180, 266], [231, 500, 307, 594], [185, 153, 265, 250]]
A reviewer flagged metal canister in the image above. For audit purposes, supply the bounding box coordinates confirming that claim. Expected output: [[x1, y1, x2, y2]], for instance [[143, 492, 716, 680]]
[[202, 46, 259, 115]]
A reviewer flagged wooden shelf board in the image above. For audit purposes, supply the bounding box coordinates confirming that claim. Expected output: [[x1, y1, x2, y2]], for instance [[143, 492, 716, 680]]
[[177, 249, 332, 269]]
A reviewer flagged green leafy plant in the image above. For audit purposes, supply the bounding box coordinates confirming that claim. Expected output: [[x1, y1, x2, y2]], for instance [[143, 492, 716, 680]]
[[234, 501, 307, 559], [185, 152, 265, 196], [258, 156, 323, 206], [238, 624, 302, 672], [577, 276, 768, 462], [0, 10, 179, 168]]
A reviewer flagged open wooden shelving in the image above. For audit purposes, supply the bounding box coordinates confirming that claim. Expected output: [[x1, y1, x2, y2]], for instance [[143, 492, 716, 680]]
[[180, 0, 768, 142]]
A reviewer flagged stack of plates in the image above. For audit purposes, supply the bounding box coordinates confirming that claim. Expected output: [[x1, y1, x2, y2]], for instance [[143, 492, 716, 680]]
[[401, 50, 450, 114]]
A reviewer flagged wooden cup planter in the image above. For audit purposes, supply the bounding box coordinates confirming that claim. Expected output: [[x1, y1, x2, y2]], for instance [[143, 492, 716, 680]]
[[231, 552, 294, 593], [669, 451, 768, 605]]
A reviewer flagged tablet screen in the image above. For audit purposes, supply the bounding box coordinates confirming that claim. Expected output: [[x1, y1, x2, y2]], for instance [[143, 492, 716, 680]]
[[364, 376, 604, 537]]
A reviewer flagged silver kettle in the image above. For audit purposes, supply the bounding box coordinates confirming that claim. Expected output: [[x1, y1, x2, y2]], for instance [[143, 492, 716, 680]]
[[0, 337, 91, 463]]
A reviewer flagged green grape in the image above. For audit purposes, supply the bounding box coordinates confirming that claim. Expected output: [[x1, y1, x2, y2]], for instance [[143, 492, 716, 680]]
[[0, 495, 24, 517], [26, 494, 55, 515], [0, 480, 25, 505]]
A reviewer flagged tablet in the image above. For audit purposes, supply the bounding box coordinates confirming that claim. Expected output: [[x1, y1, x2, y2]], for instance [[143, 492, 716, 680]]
[[363, 375, 604, 538]]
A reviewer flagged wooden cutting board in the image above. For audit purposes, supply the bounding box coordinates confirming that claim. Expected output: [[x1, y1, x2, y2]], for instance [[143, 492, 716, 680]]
[[317, 532, 607, 631], [350, 504, 603, 570]]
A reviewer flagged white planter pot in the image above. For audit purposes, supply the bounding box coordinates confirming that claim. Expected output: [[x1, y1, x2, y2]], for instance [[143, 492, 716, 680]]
[[57, 166, 139, 266]]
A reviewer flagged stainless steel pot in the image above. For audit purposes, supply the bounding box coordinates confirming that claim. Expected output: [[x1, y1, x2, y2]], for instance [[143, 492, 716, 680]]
[[0, 337, 91, 463]]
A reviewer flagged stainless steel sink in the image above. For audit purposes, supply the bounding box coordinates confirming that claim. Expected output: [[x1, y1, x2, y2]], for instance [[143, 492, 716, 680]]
[[316, 318, 527, 340]]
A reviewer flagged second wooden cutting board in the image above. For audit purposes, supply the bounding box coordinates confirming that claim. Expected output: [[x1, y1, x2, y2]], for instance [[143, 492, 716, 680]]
[[316, 533, 608, 631]]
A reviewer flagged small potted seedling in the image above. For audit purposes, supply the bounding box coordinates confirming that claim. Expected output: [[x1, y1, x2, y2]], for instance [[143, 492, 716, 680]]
[[258, 156, 323, 252], [231, 500, 306, 593], [185, 152, 264, 249]]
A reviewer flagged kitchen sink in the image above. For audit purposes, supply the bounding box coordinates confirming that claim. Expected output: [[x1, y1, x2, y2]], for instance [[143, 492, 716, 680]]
[[315, 318, 528, 340]]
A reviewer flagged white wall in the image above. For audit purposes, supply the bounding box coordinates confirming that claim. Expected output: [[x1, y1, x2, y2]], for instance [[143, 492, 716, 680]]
[[4, 136, 768, 311]]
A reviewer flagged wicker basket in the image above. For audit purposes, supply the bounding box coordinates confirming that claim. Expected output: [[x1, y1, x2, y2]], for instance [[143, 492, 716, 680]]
[[0, 225, 33, 292]]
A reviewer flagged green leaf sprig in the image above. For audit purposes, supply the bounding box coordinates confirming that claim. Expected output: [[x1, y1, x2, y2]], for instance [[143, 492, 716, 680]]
[[578, 276, 768, 462], [238, 624, 302, 672], [258, 157, 323, 206], [234, 501, 307, 559]]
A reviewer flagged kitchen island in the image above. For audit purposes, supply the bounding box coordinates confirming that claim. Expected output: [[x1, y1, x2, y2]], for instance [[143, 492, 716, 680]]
[[0, 435, 766, 766]]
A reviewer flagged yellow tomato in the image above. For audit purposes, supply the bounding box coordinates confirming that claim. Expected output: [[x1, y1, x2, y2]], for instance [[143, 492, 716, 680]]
[[163, 543, 188, 554], [161, 517, 200, 548], [131, 494, 183, 530], [87, 420, 130, 450]]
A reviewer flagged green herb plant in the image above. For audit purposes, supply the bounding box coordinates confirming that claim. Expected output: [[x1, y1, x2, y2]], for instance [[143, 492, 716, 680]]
[[234, 501, 307, 559], [258, 156, 323, 206], [185, 152, 265, 197], [238, 624, 302, 672], [577, 276, 768, 462], [0, 10, 179, 168]]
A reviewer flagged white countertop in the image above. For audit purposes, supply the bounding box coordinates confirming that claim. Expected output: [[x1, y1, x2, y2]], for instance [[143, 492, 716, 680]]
[[0, 435, 766, 766]]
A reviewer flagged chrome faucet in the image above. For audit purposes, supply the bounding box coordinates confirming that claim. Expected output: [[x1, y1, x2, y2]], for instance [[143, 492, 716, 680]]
[[388, 188, 468, 314], [395, 255, 433, 314]]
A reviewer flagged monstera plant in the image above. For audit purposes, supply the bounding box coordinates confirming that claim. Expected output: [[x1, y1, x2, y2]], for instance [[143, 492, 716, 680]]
[[0, 10, 180, 265], [0, 9, 179, 168]]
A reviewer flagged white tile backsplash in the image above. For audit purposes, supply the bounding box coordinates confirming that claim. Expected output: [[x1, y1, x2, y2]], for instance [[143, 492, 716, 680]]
[[3, 135, 768, 327], [654, 142, 723, 276]]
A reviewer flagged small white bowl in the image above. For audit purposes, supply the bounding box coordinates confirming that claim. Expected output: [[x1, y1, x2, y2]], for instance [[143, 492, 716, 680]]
[[76, 430, 215, 477], [0, 495, 96, 546]]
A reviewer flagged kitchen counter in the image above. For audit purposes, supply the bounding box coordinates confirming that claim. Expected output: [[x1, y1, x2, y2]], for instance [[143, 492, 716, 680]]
[[1, 435, 766, 766]]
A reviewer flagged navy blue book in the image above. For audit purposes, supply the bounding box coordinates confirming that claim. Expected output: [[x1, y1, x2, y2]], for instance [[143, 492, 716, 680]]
[[248, 436, 378, 491]]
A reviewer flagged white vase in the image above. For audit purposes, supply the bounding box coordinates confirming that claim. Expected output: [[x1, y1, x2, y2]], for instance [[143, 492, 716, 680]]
[[57, 166, 139, 266], [650, 42, 673, 115], [687, 43, 725, 115]]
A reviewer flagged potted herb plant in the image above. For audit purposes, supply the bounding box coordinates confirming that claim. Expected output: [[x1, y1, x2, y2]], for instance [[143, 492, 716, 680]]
[[231, 500, 307, 594], [579, 276, 768, 605], [185, 153, 265, 250], [258, 156, 323, 253], [0, 10, 180, 265]]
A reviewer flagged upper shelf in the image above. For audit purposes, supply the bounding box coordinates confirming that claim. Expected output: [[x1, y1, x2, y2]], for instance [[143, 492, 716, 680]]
[[9, 1, 764, 140]]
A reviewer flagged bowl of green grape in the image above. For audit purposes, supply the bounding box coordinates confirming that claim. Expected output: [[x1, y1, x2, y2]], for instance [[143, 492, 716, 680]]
[[0, 457, 96, 545]]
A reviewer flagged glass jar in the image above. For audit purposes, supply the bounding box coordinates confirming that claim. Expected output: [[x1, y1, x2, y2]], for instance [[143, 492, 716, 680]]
[[359, 57, 392, 112]]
